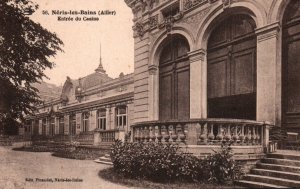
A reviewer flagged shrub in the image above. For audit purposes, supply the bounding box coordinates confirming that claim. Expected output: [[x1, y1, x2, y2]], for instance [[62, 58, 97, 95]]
[[110, 140, 243, 184], [202, 142, 244, 184]]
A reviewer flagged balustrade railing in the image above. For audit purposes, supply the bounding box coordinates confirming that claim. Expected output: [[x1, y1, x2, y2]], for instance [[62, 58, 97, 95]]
[[99, 129, 119, 143], [132, 119, 272, 147]]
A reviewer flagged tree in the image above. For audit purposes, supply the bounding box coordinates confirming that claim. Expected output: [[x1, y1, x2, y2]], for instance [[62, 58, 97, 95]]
[[0, 0, 63, 134]]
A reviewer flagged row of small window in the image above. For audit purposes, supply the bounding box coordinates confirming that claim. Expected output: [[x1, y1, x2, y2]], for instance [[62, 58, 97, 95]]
[[72, 106, 127, 131]]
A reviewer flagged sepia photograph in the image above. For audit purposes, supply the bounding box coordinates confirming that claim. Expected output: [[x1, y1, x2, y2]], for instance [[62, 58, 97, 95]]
[[1, 0, 300, 188]]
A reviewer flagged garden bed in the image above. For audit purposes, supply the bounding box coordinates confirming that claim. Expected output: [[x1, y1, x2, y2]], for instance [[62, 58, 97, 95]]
[[13, 145, 105, 160], [99, 168, 244, 189]]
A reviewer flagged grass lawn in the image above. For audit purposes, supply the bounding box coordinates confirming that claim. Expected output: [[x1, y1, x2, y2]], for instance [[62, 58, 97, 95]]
[[98, 167, 245, 189]]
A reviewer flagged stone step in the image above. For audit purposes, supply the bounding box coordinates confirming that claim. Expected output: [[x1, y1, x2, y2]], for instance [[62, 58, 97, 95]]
[[244, 174, 300, 188], [268, 153, 300, 161], [236, 180, 287, 188], [251, 168, 300, 180], [98, 156, 112, 163], [94, 159, 113, 165], [257, 163, 300, 174], [261, 158, 300, 167]]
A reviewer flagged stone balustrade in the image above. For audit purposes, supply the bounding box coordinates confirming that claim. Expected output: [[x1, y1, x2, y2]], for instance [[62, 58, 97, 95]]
[[132, 119, 272, 148], [100, 129, 118, 142]]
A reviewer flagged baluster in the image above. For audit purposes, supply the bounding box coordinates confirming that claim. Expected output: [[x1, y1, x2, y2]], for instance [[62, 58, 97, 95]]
[[251, 125, 257, 145], [216, 123, 223, 143], [135, 128, 139, 142], [224, 124, 232, 142], [208, 123, 215, 144], [149, 126, 156, 142], [156, 125, 162, 142], [169, 125, 174, 143], [232, 124, 239, 145], [200, 122, 208, 144], [256, 126, 261, 144], [239, 124, 245, 145], [161, 125, 168, 143], [245, 125, 251, 145], [172, 124, 180, 143], [140, 127, 145, 142], [196, 123, 202, 144], [145, 126, 150, 142]]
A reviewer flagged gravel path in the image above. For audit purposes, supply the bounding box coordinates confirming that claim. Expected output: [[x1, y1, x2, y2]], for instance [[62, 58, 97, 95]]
[[0, 146, 133, 189]]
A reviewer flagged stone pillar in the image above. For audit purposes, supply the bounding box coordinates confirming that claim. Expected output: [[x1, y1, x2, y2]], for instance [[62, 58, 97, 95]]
[[75, 113, 82, 134], [45, 118, 49, 136], [255, 23, 280, 125], [94, 131, 100, 146], [54, 117, 59, 135], [106, 107, 110, 130], [90, 110, 97, 131], [38, 119, 42, 135], [148, 65, 159, 121], [111, 107, 116, 129], [188, 49, 207, 119], [64, 114, 69, 135]]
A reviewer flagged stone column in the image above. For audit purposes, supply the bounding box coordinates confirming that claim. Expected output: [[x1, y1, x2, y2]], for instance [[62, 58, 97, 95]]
[[45, 118, 49, 136], [111, 107, 116, 129], [89, 110, 97, 131], [75, 113, 82, 134], [54, 117, 59, 135], [188, 49, 207, 119], [106, 107, 110, 130], [148, 65, 159, 121], [255, 23, 281, 125], [64, 114, 69, 135], [38, 119, 42, 135]]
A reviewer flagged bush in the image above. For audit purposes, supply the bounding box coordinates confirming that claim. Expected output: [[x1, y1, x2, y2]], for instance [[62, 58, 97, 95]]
[[202, 143, 244, 184], [110, 141, 243, 184]]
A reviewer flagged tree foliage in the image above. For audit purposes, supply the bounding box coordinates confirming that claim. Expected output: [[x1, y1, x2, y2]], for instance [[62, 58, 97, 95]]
[[0, 0, 63, 133]]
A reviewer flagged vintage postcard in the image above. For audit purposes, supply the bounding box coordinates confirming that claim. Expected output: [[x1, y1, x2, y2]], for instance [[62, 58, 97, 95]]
[[1, 0, 300, 189]]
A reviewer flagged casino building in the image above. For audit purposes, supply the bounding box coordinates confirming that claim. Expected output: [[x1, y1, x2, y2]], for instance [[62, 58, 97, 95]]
[[23, 57, 134, 144], [122, 0, 300, 153], [23, 0, 300, 151]]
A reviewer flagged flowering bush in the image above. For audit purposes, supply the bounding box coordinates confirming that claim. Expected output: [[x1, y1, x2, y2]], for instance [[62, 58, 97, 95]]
[[110, 140, 243, 183]]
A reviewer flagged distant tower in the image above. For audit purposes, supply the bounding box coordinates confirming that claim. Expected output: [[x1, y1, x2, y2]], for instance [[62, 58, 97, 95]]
[[95, 43, 106, 74]]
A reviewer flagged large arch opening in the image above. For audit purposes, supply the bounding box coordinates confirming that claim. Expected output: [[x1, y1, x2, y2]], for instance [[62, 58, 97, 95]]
[[207, 14, 257, 120], [159, 35, 190, 121], [282, 0, 300, 131]]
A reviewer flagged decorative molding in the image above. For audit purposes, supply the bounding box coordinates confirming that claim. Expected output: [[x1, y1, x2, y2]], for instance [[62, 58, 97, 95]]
[[148, 64, 158, 75], [182, 0, 208, 11], [134, 21, 145, 37], [149, 14, 159, 29], [188, 49, 206, 63], [222, 0, 231, 9], [181, 6, 211, 27], [159, 12, 184, 33], [255, 22, 281, 43]]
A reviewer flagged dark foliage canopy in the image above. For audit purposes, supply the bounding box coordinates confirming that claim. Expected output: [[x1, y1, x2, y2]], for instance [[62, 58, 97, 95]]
[[0, 0, 63, 133]]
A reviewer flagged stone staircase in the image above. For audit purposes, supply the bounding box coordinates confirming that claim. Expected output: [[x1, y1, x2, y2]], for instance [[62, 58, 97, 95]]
[[94, 153, 113, 165], [237, 151, 300, 188]]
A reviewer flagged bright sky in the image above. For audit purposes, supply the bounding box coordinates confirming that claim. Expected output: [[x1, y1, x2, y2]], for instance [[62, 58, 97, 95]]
[[30, 0, 134, 86]]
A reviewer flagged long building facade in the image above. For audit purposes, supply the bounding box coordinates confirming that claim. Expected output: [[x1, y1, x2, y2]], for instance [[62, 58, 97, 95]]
[[23, 62, 134, 143]]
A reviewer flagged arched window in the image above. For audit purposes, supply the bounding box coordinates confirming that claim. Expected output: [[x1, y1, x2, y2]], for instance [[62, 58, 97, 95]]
[[282, 1, 300, 129], [116, 106, 127, 128], [97, 109, 106, 130], [82, 112, 89, 132], [159, 35, 190, 121], [207, 14, 257, 120]]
